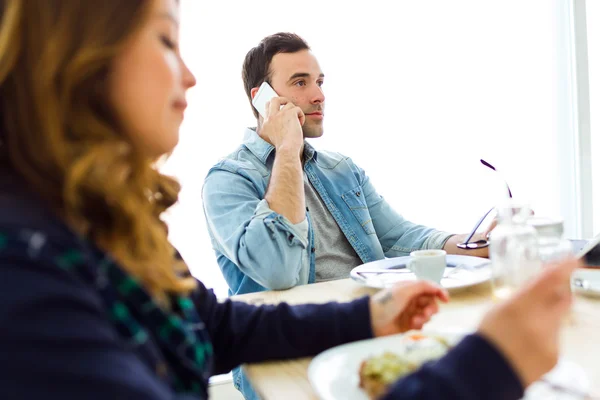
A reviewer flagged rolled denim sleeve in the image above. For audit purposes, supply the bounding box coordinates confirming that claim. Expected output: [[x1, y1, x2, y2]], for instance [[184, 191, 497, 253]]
[[254, 200, 309, 244], [353, 161, 453, 256], [202, 170, 310, 290], [422, 230, 454, 250]]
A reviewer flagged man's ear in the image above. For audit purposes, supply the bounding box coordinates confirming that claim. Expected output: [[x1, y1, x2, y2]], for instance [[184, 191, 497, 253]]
[[250, 86, 259, 100]]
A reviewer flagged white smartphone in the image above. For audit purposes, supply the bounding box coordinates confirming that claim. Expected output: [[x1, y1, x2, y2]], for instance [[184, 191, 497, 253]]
[[577, 233, 600, 267], [252, 81, 279, 119]]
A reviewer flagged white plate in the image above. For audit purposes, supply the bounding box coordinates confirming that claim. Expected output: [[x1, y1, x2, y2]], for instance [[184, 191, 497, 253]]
[[308, 330, 592, 400], [350, 255, 491, 291], [572, 268, 600, 298]]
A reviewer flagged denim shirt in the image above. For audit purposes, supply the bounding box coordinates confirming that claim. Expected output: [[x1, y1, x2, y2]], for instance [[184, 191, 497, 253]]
[[202, 128, 453, 296]]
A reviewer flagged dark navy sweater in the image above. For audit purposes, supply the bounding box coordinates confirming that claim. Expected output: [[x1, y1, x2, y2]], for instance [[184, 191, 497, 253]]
[[0, 173, 523, 399]]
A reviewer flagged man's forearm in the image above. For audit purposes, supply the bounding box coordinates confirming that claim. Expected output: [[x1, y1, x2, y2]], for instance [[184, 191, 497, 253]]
[[443, 233, 490, 258], [264, 148, 305, 224]]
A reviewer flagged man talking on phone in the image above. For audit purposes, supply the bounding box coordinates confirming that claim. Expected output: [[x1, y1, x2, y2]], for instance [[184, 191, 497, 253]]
[[203, 31, 493, 293], [202, 31, 494, 399]]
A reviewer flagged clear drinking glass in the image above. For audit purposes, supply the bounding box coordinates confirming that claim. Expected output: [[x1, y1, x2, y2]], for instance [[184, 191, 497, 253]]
[[527, 217, 573, 264], [489, 202, 541, 300]]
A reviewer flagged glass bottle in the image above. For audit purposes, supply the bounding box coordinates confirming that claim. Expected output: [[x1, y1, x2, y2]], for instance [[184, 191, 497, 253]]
[[489, 201, 541, 300]]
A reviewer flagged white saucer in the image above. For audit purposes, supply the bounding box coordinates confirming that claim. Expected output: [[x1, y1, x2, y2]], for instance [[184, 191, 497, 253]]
[[350, 255, 491, 291]]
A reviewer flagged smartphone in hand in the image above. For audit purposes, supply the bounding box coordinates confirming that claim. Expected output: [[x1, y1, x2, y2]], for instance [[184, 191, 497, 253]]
[[252, 81, 279, 119]]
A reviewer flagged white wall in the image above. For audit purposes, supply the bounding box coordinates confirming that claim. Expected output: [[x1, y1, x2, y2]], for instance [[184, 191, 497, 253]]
[[163, 1, 576, 297]]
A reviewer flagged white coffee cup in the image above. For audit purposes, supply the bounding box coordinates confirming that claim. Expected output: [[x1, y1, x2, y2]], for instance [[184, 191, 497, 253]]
[[408, 249, 447, 284]]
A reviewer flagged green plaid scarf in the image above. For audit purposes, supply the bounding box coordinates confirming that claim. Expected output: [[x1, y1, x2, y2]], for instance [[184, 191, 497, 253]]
[[2, 230, 214, 396]]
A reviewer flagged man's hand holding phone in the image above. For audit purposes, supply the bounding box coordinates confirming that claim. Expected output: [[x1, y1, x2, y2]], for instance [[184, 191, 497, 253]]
[[261, 97, 305, 155], [252, 82, 307, 224], [253, 82, 305, 157]]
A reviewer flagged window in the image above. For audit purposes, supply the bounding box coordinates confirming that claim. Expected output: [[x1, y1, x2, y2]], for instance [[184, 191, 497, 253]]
[[586, 0, 600, 235], [164, 1, 580, 297]]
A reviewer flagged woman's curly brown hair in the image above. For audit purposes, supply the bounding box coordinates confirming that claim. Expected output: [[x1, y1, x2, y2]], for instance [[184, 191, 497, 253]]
[[0, 0, 196, 304]]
